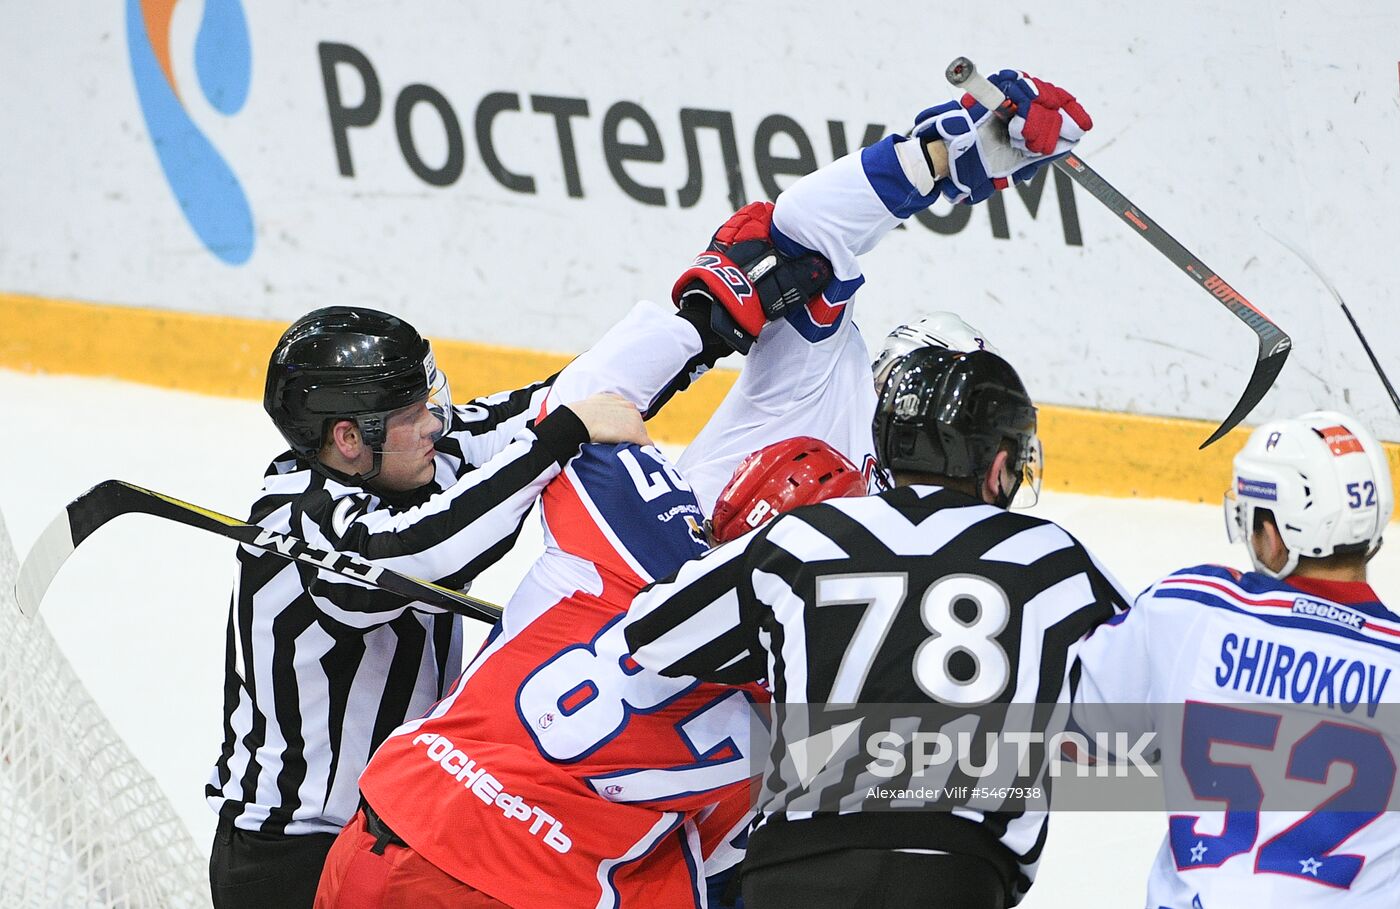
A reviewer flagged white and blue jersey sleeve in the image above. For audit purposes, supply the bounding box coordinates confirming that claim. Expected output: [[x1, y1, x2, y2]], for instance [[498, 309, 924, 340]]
[[770, 135, 942, 341], [542, 300, 713, 418], [679, 138, 942, 511]]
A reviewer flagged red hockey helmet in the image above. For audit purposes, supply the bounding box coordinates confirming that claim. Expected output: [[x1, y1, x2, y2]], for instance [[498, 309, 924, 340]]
[[709, 437, 867, 544]]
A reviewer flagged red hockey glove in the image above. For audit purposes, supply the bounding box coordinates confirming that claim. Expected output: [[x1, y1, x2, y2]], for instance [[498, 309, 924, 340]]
[[673, 202, 833, 354], [989, 70, 1093, 156]]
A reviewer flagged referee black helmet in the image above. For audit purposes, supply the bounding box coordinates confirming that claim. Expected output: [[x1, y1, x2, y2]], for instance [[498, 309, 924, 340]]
[[873, 346, 1040, 508], [264, 306, 437, 466]]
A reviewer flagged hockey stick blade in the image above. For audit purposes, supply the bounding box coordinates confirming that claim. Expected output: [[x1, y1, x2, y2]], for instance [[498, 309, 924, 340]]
[[1052, 155, 1291, 447], [14, 480, 503, 624], [945, 57, 1292, 448], [15, 507, 81, 618]]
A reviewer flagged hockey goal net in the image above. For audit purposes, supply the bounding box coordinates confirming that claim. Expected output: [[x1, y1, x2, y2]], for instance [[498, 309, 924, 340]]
[[0, 509, 209, 908]]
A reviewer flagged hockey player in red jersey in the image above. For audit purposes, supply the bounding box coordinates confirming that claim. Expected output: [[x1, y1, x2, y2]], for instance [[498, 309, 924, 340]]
[[311, 207, 867, 906], [316, 431, 865, 908]]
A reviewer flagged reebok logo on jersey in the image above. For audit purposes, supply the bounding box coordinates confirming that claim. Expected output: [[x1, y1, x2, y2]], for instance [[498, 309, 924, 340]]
[[1236, 477, 1277, 501], [1292, 596, 1366, 631]]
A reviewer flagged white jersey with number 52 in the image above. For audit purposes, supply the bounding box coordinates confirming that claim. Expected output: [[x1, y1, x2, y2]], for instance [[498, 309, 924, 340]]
[[1074, 564, 1400, 909]]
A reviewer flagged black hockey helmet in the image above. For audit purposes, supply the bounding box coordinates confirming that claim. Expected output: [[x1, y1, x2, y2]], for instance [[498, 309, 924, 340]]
[[264, 307, 449, 477], [873, 346, 1041, 508]]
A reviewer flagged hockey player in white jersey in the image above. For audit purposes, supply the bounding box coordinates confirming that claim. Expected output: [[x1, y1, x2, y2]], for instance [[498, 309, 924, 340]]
[[1073, 411, 1397, 908], [675, 84, 1032, 511]]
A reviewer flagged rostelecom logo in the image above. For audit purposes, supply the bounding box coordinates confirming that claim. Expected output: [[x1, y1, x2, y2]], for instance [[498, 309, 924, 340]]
[[126, 0, 254, 264]]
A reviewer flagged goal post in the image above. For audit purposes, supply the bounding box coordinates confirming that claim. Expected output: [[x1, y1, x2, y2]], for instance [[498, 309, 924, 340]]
[[0, 508, 209, 908]]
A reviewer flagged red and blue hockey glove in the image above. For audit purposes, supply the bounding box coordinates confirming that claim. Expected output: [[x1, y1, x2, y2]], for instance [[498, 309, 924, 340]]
[[672, 202, 833, 354], [908, 69, 1093, 204], [988, 69, 1093, 155]]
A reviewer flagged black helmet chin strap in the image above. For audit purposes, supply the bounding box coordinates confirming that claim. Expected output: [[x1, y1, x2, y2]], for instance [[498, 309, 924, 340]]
[[993, 469, 1023, 509], [308, 450, 383, 485], [307, 414, 388, 485], [979, 442, 1024, 510]]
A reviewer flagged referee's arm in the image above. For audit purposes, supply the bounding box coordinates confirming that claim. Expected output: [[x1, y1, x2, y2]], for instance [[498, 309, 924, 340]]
[[622, 530, 767, 684], [316, 408, 588, 592]]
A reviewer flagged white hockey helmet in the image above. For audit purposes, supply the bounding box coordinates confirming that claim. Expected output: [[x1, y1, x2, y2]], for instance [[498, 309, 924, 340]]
[[1224, 410, 1393, 579], [872, 312, 999, 395]]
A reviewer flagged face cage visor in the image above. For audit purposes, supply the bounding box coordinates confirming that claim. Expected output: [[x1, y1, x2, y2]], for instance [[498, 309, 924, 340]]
[[361, 356, 453, 454]]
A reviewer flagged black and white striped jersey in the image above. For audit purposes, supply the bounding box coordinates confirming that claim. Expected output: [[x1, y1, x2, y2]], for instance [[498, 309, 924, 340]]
[[623, 484, 1129, 899], [207, 377, 588, 835], [207, 302, 730, 837]]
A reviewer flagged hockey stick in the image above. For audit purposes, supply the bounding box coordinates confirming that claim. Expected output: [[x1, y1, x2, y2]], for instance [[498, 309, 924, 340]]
[[14, 480, 504, 624], [945, 57, 1292, 448], [1266, 232, 1400, 416]]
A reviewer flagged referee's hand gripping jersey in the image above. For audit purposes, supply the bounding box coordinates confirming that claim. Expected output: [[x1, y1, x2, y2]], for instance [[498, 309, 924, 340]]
[[208, 305, 699, 908], [623, 347, 1131, 908]]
